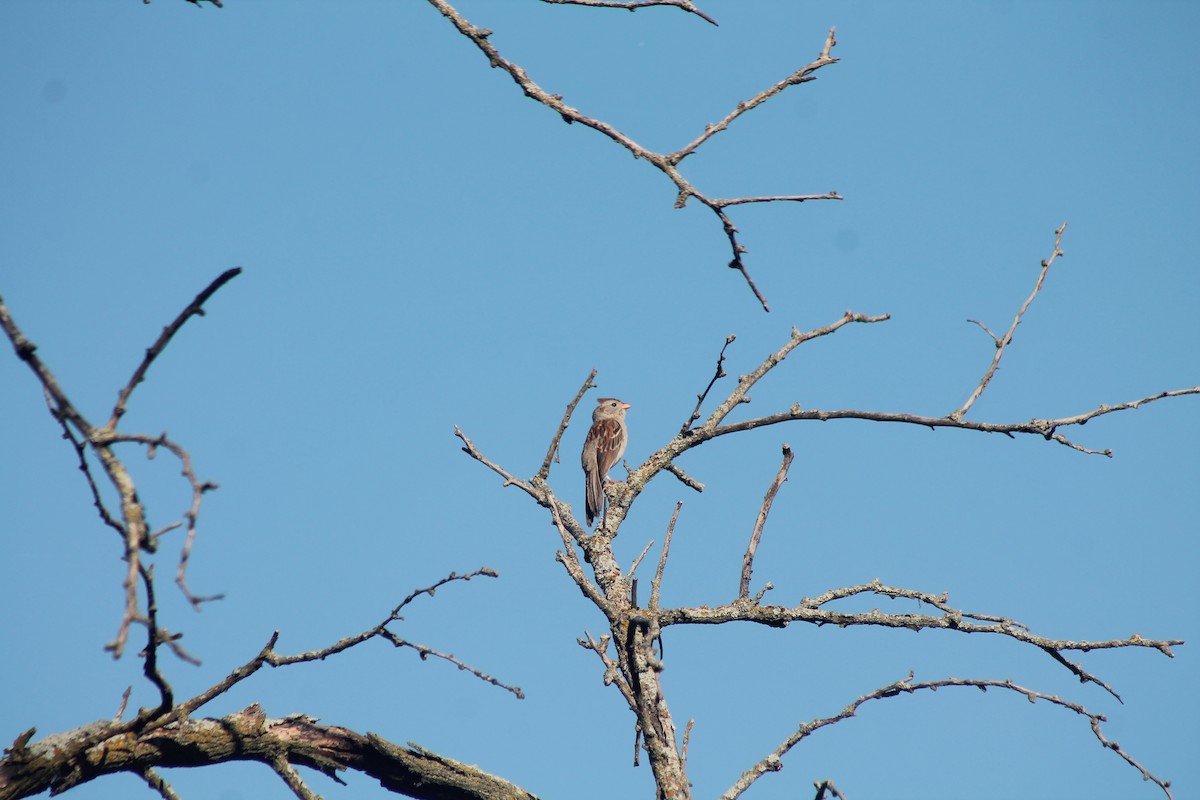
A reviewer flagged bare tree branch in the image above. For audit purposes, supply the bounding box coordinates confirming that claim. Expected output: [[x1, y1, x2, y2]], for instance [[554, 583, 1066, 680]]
[[0, 706, 538, 800], [106, 267, 242, 429], [628, 539, 655, 582], [649, 502, 683, 612], [681, 334, 735, 434], [99, 431, 224, 609], [671, 27, 838, 163], [812, 779, 847, 800], [578, 630, 636, 708], [604, 311, 890, 531], [537, 369, 596, 481], [137, 768, 183, 800], [722, 674, 1175, 800], [951, 224, 1066, 420], [269, 751, 321, 800], [261, 568, 524, 698], [539, 0, 719, 26], [0, 271, 238, 657], [739, 443, 794, 599], [660, 579, 1183, 660], [455, 425, 538, 497], [663, 461, 704, 492], [713, 192, 844, 208], [453, 284, 1190, 799], [426, 1, 841, 310], [707, 387, 1200, 455], [551, 500, 613, 612]]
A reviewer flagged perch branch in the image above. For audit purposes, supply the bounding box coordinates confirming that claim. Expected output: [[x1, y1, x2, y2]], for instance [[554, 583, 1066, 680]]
[[599, 311, 888, 533]]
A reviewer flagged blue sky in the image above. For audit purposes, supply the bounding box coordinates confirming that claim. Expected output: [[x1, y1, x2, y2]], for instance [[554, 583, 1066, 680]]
[[1, 2, 1197, 799]]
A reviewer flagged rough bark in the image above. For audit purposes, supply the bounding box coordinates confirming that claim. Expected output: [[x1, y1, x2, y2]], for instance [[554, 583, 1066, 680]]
[[0, 705, 537, 800]]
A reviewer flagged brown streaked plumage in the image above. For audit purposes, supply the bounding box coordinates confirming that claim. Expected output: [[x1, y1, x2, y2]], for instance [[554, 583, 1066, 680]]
[[581, 397, 631, 527]]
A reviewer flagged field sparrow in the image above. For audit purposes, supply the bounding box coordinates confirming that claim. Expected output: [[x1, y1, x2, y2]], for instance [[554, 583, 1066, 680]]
[[581, 397, 631, 526]]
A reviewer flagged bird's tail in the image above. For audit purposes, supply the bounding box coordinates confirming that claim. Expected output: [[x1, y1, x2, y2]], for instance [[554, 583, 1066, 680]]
[[585, 469, 603, 526]]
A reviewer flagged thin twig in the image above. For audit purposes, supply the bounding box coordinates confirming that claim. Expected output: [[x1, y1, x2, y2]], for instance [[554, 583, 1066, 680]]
[[102, 431, 223, 609], [377, 631, 525, 699], [270, 753, 321, 800], [114, 687, 133, 721], [698, 313, 892, 433], [138, 768, 183, 800], [663, 461, 704, 491], [537, 370, 597, 481], [106, 267, 242, 429], [649, 502, 683, 611], [813, 779, 847, 800], [671, 27, 838, 163], [714, 192, 843, 208], [579, 630, 636, 706], [270, 568, 503, 666], [138, 564, 175, 716], [628, 539, 655, 581], [539, 0, 718, 25], [739, 444, 794, 599], [265, 568, 525, 699], [950, 224, 1066, 420], [455, 425, 537, 496], [681, 334, 736, 434], [159, 571, 513, 730], [722, 674, 1174, 800], [50, 405, 124, 537]]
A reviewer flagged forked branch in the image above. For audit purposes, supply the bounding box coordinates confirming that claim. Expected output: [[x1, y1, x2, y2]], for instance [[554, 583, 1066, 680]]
[[951, 223, 1067, 420], [0, 271, 239, 656], [427, 0, 841, 310]]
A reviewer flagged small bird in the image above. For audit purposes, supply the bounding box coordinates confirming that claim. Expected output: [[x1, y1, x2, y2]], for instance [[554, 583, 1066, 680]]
[[581, 397, 631, 527]]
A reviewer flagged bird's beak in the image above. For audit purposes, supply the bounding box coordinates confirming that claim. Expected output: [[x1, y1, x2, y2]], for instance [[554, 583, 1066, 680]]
[[621, 403, 632, 410]]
